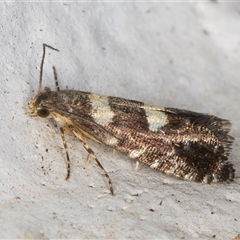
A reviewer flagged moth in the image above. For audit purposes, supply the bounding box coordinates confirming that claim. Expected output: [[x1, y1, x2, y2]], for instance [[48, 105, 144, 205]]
[[28, 44, 235, 195]]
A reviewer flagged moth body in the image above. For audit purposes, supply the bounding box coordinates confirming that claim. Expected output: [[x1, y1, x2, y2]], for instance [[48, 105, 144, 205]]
[[29, 89, 235, 184], [28, 44, 235, 195]]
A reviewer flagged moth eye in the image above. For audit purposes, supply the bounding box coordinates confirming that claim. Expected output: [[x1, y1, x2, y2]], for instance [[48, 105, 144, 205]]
[[37, 108, 50, 118]]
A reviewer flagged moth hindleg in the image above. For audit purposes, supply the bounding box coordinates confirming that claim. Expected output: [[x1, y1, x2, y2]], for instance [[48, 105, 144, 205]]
[[59, 127, 71, 180], [70, 125, 114, 195]]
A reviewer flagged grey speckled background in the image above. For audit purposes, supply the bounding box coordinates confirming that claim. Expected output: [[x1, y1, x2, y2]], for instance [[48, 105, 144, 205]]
[[0, 2, 240, 239]]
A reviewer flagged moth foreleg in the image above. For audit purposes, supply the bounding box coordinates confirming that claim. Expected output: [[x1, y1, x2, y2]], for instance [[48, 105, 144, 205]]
[[70, 126, 114, 195], [59, 127, 71, 180]]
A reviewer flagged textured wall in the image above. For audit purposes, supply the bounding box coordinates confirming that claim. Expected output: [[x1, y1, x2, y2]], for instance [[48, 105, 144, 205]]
[[0, 2, 239, 239]]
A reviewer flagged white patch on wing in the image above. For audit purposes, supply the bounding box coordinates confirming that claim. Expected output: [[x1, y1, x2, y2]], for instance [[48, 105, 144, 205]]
[[144, 107, 169, 132], [105, 137, 119, 146], [89, 94, 114, 126], [183, 172, 196, 181], [150, 160, 160, 169], [129, 148, 146, 159]]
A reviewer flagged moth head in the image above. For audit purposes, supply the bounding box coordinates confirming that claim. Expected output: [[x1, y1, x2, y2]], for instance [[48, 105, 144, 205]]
[[28, 92, 52, 118], [28, 44, 60, 119]]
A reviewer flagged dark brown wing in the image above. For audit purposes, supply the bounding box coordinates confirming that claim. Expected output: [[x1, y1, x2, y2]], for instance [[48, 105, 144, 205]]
[[49, 91, 235, 183]]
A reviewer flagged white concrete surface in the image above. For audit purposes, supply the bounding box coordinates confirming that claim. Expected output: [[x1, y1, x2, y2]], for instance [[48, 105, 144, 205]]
[[0, 2, 240, 239]]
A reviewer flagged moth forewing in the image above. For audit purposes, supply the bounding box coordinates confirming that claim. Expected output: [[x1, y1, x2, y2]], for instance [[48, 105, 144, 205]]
[[28, 44, 235, 196]]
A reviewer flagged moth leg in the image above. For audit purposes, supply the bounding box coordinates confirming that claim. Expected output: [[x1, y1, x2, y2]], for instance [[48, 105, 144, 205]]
[[59, 127, 71, 180], [84, 154, 91, 166], [70, 126, 114, 195], [135, 161, 140, 171]]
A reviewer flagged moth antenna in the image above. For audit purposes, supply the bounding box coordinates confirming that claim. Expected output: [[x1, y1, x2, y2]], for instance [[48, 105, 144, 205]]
[[38, 43, 59, 94], [52, 66, 60, 91]]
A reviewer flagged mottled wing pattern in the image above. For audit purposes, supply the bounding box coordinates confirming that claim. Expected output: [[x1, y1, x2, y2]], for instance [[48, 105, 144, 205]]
[[36, 90, 235, 183], [105, 96, 234, 183]]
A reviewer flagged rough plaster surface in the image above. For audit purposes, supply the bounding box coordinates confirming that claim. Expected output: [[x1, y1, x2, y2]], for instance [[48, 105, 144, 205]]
[[1, 2, 240, 239]]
